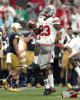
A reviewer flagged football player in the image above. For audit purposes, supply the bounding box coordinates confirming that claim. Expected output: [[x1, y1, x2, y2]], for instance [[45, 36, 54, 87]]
[[1, 27, 8, 78], [59, 27, 75, 87], [27, 5, 67, 95], [67, 33, 80, 89], [24, 28, 43, 88], [3, 23, 22, 92]]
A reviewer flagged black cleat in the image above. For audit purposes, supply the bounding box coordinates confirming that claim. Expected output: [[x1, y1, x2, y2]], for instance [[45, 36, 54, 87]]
[[43, 88, 52, 96], [43, 88, 56, 96], [51, 87, 56, 93], [28, 63, 39, 70]]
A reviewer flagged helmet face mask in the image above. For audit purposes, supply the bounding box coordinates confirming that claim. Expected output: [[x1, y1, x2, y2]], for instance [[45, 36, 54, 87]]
[[43, 5, 56, 17], [38, 11, 45, 17]]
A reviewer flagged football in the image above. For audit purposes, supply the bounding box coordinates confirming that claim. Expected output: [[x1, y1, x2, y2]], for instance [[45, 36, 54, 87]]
[[27, 19, 36, 29]]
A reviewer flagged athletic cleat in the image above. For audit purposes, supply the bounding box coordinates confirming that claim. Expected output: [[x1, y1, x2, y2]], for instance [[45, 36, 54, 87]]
[[10, 88, 21, 92], [14, 88, 21, 92], [59, 83, 62, 88], [3, 80, 8, 90], [43, 88, 52, 96], [10, 88, 15, 92], [51, 87, 56, 93], [35, 83, 43, 88], [67, 83, 72, 90], [43, 87, 56, 96], [28, 63, 39, 70], [67, 83, 80, 92], [27, 83, 32, 88]]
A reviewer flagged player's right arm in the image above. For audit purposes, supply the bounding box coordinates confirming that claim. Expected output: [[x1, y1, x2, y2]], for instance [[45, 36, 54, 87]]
[[27, 19, 41, 35], [33, 26, 41, 35], [24, 29, 33, 43], [55, 31, 61, 42], [24, 36, 31, 43]]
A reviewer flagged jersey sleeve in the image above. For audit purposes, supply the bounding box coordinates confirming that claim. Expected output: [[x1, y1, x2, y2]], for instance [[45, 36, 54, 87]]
[[52, 17, 61, 25], [13, 33, 19, 39]]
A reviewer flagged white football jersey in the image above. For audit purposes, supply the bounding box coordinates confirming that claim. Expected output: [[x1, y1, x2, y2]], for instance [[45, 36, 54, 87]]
[[37, 16, 60, 44], [68, 36, 80, 53]]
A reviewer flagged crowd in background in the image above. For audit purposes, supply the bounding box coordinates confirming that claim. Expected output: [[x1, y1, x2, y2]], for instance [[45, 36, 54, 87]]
[[0, 0, 80, 88]]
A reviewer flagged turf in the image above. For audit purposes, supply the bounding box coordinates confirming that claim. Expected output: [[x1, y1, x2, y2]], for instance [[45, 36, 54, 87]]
[[0, 87, 80, 100]]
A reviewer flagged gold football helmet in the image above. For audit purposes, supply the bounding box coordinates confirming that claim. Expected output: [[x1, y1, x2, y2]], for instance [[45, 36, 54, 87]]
[[11, 23, 22, 33]]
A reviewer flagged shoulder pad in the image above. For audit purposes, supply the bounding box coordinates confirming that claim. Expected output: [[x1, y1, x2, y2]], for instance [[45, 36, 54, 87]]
[[52, 17, 60, 24]]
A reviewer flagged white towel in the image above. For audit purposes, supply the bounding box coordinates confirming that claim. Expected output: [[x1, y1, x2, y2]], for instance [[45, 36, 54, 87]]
[[6, 53, 11, 63]]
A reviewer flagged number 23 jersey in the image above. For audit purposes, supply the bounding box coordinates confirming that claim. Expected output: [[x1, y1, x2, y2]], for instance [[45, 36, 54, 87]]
[[37, 16, 60, 44]]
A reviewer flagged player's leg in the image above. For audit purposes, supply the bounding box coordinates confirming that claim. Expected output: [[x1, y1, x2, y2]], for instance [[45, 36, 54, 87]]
[[28, 42, 40, 70], [33, 72, 43, 88], [33, 38, 54, 65], [40, 46, 55, 90], [38, 45, 56, 95], [3, 69, 13, 90], [33, 42, 40, 64], [9, 53, 21, 92], [47, 67, 56, 91], [10, 69, 20, 91], [26, 51, 34, 88], [67, 51, 80, 89], [3, 54, 13, 90], [42, 68, 56, 96], [42, 70, 51, 96], [26, 68, 33, 88], [59, 50, 72, 87], [69, 52, 80, 77]]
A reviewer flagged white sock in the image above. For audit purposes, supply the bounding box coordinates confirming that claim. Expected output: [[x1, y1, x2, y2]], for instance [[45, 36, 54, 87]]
[[48, 74, 54, 88], [34, 56, 38, 64], [43, 79, 50, 89], [74, 66, 80, 77]]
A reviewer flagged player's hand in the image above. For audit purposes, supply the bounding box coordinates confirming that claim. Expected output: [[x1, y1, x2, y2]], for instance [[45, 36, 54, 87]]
[[56, 43, 62, 48], [60, 45, 64, 50], [20, 56, 26, 64]]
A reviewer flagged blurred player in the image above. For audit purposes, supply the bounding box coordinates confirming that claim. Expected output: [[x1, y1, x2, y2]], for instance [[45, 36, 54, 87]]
[[67, 33, 80, 89], [1, 27, 8, 80], [59, 27, 75, 87], [3, 23, 23, 92], [27, 5, 67, 95], [24, 28, 43, 88]]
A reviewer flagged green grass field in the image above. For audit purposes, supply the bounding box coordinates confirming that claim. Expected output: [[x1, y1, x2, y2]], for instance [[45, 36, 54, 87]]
[[0, 87, 80, 100]]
